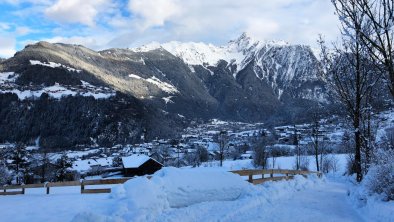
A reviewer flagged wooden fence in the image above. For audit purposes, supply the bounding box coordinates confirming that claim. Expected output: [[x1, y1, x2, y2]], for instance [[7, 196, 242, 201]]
[[0, 169, 321, 195], [230, 169, 322, 185], [0, 177, 134, 196]]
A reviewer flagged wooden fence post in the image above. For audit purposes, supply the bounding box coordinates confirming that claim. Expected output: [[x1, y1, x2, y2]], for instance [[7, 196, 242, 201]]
[[248, 174, 253, 183], [80, 180, 84, 194], [21, 187, 25, 195], [46, 183, 50, 195]]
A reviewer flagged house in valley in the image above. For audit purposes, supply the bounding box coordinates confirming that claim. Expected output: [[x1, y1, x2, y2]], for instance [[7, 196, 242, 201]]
[[121, 154, 163, 177]]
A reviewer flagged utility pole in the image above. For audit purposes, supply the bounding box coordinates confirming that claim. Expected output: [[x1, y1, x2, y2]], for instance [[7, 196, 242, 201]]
[[294, 125, 300, 170], [219, 130, 227, 167]]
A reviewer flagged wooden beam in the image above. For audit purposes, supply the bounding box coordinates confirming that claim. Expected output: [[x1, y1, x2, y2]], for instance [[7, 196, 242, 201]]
[[81, 188, 111, 194], [82, 178, 132, 186], [23, 184, 45, 189], [252, 176, 294, 185], [0, 191, 24, 195], [48, 181, 81, 187]]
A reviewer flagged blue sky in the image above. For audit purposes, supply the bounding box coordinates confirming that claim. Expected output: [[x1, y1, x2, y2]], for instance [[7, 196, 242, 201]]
[[0, 0, 340, 58]]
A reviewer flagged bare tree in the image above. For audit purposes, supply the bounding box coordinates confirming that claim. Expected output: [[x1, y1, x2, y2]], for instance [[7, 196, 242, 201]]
[[319, 0, 380, 181], [252, 132, 274, 168], [185, 146, 209, 167], [333, 0, 394, 96], [270, 145, 282, 169]]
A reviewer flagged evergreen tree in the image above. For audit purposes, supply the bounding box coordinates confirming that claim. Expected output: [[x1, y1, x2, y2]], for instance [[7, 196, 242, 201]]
[[55, 153, 72, 182], [112, 155, 123, 167], [0, 164, 11, 185], [9, 143, 30, 184]]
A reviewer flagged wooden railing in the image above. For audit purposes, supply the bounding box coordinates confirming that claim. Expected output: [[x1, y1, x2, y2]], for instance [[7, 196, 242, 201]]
[[0, 169, 321, 195], [230, 169, 322, 185], [0, 177, 134, 195]]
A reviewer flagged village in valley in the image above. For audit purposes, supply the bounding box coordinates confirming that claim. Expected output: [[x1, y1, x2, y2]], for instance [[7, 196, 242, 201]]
[[3, 110, 390, 184]]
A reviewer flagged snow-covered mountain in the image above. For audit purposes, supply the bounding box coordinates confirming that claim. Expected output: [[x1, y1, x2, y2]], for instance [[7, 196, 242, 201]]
[[133, 33, 327, 102], [133, 33, 285, 72], [0, 33, 332, 149]]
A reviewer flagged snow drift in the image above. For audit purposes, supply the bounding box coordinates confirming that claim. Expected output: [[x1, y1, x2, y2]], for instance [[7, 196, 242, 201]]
[[73, 167, 253, 221], [72, 168, 326, 222]]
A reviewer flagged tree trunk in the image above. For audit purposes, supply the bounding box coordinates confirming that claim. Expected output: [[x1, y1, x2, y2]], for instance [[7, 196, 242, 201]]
[[315, 146, 319, 172], [354, 124, 363, 182]]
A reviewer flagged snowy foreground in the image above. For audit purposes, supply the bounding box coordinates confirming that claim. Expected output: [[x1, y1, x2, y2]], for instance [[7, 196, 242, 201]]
[[1, 160, 393, 222]]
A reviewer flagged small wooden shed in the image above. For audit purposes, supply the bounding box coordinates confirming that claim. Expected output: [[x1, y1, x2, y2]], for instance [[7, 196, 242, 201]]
[[121, 154, 163, 177]]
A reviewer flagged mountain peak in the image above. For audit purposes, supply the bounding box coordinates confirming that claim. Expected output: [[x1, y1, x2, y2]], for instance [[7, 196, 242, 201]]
[[229, 32, 289, 49], [231, 32, 253, 44], [228, 32, 256, 52]]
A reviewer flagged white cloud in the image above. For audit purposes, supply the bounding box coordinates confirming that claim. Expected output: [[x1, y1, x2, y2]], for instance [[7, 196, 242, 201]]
[[129, 0, 181, 29], [244, 19, 280, 40], [41, 35, 110, 50], [0, 35, 16, 58], [15, 26, 33, 36], [10, 0, 342, 54], [125, 0, 340, 47], [1, 0, 52, 5], [45, 0, 113, 26], [0, 22, 10, 31]]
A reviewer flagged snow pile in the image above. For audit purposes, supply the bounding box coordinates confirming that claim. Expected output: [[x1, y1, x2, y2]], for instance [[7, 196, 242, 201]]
[[109, 176, 169, 221], [348, 179, 394, 222], [72, 168, 325, 222], [73, 167, 253, 221], [346, 147, 394, 221], [260, 174, 323, 199], [150, 168, 251, 208]]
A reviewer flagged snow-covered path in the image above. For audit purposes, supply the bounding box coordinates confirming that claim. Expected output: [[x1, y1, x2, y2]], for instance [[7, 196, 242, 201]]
[[1, 168, 391, 222], [258, 181, 365, 222], [157, 179, 364, 222]]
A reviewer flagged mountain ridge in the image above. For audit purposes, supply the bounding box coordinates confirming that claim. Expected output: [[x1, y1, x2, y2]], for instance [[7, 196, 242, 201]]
[[0, 33, 332, 148]]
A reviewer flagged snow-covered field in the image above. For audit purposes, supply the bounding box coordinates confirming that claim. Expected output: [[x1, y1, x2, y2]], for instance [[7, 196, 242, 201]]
[[1, 157, 393, 222]]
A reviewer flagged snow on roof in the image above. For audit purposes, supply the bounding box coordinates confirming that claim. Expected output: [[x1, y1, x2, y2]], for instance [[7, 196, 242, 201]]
[[72, 157, 113, 172], [241, 153, 252, 157], [122, 154, 161, 168]]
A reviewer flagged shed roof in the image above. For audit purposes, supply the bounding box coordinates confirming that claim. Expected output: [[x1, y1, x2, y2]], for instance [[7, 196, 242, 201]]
[[122, 154, 162, 168]]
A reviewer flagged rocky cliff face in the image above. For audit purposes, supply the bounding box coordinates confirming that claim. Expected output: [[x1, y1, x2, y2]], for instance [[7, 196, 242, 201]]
[[0, 33, 330, 148]]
